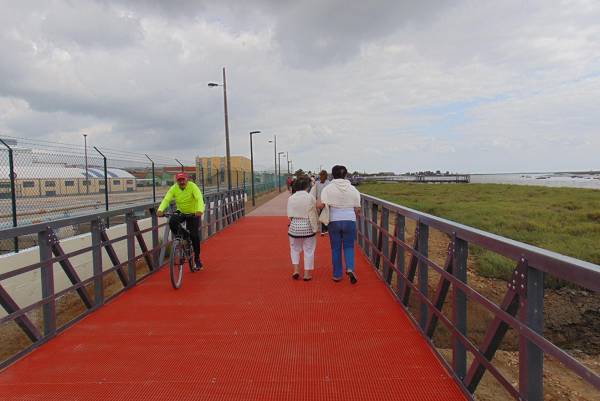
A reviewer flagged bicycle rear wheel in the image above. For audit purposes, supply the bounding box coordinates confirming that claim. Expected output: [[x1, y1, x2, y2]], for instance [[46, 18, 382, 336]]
[[170, 239, 184, 289], [186, 240, 196, 272]]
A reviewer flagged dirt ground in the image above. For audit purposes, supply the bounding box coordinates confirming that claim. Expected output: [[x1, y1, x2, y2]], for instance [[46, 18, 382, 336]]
[[2, 187, 599, 400]]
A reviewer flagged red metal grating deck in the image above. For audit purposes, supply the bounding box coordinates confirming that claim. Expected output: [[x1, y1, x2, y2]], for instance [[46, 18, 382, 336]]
[[0, 214, 466, 400]]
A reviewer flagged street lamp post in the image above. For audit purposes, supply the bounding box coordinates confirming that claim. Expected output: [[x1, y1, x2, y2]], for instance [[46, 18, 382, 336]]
[[250, 131, 261, 206], [208, 67, 232, 191], [83, 134, 89, 194], [278, 152, 284, 192], [286, 152, 290, 175], [268, 135, 278, 192]]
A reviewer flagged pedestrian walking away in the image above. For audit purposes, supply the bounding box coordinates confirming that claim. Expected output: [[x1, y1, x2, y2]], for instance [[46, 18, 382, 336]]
[[287, 176, 319, 281], [317, 165, 361, 284]]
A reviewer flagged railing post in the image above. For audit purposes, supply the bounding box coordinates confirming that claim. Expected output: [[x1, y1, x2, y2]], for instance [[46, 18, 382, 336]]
[[362, 199, 370, 256], [356, 198, 364, 249], [381, 207, 390, 282], [159, 203, 175, 266], [38, 227, 56, 335], [214, 193, 221, 232], [150, 207, 159, 270], [371, 202, 378, 266], [418, 220, 429, 329], [126, 212, 136, 286], [206, 195, 213, 237], [519, 262, 545, 401], [90, 218, 103, 305], [395, 212, 405, 298], [453, 235, 468, 381]]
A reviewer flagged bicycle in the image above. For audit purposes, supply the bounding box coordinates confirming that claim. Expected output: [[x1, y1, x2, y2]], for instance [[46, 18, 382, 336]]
[[163, 212, 199, 289]]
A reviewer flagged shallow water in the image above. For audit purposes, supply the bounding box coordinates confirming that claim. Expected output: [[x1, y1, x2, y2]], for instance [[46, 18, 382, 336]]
[[471, 173, 600, 189]]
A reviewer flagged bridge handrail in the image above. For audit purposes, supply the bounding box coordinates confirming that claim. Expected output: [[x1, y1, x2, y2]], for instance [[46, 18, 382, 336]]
[[0, 189, 246, 370], [358, 193, 600, 401]]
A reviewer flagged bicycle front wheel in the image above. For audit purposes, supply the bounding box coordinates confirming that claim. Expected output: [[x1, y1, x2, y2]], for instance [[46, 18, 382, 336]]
[[170, 239, 184, 289]]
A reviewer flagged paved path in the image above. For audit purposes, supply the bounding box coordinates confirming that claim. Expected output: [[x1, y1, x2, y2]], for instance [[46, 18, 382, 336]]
[[247, 191, 290, 216], [0, 194, 466, 400]]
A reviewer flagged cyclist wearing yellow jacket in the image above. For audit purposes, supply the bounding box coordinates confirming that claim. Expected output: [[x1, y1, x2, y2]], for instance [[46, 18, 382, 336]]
[[157, 172, 205, 269]]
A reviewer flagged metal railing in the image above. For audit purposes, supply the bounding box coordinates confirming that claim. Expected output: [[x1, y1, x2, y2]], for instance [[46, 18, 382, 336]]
[[0, 189, 245, 370], [358, 193, 600, 401]]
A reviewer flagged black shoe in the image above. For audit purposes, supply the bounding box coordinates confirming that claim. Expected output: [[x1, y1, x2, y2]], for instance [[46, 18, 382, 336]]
[[194, 260, 203, 270], [347, 270, 357, 284]]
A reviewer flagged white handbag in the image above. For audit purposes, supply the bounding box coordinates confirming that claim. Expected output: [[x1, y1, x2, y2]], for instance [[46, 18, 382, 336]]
[[308, 204, 320, 233], [318, 204, 330, 226]]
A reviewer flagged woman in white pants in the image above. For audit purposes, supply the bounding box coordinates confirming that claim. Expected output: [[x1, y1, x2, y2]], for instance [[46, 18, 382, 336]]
[[287, 176, 318, 281]]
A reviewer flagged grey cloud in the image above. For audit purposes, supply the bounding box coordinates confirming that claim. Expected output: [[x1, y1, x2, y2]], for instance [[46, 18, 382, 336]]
[[40, 1, 143, 49], [272, 0, 455, 69]]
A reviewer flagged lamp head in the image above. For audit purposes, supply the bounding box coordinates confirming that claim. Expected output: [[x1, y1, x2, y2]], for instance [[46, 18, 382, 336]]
[[250, 131, 261, 135], [208, 83, 219, 88]]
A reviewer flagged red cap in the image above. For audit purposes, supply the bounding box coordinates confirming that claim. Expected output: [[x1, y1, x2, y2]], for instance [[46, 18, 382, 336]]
[[175, 172, 188, 180]]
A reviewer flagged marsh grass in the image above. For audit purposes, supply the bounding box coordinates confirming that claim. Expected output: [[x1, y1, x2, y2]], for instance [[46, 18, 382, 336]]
[[360, 182, 600, 289]]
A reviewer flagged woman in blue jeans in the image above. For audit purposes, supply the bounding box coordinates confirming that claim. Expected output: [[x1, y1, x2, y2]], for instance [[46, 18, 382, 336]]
[[317, 165, 361, 284]]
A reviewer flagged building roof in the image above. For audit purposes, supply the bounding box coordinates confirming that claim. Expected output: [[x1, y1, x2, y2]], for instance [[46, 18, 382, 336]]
[[0, 166, 135, 180]]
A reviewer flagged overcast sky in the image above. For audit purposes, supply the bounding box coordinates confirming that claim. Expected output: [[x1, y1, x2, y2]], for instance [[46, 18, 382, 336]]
[[0, 0, 599, 174]]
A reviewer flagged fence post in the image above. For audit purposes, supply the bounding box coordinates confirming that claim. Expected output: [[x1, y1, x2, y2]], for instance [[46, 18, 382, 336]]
[[453, 235, 468, 381], [94, 147, 110, 228], [0, 139, 18, 253], [175, 158, 184, 172], [199, 162, 205, 194]]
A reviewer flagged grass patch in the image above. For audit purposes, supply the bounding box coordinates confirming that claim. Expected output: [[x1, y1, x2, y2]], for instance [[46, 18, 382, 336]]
[[360, 182, 600, 288]]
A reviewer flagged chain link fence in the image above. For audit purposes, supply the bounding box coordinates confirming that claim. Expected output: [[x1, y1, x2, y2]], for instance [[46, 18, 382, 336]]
[[0, 136, 286, 254]]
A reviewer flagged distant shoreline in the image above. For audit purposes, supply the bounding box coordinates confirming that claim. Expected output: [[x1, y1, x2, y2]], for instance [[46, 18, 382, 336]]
[[471, 171, 600, 175]]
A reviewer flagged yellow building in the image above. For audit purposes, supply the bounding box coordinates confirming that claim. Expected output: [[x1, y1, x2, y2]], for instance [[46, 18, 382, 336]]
[[0, 166, 136, 198], [195, 156, 251, 187]]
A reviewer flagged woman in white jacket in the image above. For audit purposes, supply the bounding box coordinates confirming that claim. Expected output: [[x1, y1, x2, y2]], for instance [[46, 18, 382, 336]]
[[287, 176, 319, 281], [317, 165, 361, 284]]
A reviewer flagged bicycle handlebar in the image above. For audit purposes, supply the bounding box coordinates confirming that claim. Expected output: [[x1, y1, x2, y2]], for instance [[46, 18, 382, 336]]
[[162, 212, 198, 218]]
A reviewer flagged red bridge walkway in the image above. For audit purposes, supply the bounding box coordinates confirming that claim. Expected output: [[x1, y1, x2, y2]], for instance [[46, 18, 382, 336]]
[[0, 192, 466, 400]]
